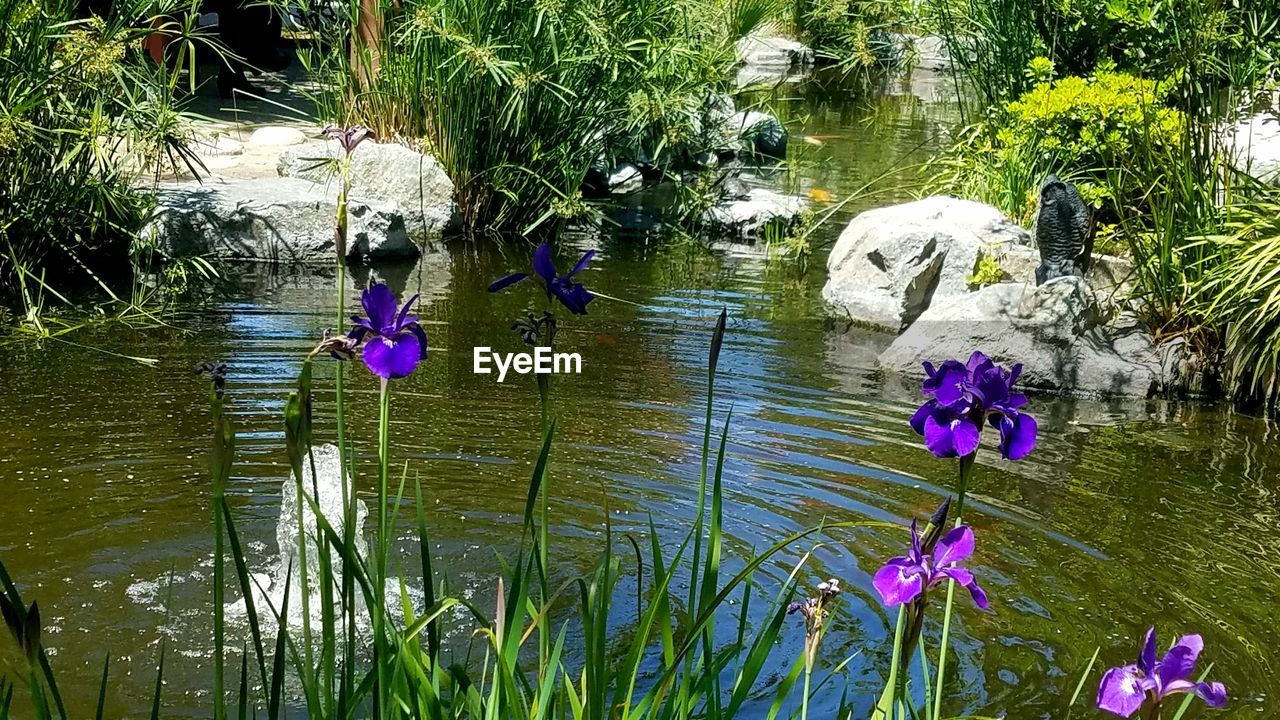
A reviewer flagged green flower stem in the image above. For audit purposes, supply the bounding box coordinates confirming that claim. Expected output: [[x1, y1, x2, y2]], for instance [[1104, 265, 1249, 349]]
[[931, 453, 975, 720]]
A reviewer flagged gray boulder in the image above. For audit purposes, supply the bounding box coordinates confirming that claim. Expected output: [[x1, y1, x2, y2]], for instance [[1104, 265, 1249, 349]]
[[822, 196, 1031, 331], [912, 35, 951, 72], [699, 188, 807, 239], [878, 277, 1183, 398], [277, 141, 456, 233], [735, 33, 814, 69], [140, 177, 417, 263]]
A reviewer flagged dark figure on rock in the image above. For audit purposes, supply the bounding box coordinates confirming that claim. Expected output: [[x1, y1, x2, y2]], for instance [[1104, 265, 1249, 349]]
[[1034, 174, 1093, 285]]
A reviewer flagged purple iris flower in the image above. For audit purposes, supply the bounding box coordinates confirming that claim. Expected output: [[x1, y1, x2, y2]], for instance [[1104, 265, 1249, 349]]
[[909, 351, 1037, 460], [872, 521, 989, 610], [1097, 628, 1227, 718], [347, 283, 428, 380], [323, 124, 374, 154], [488, 243, 596, 315]]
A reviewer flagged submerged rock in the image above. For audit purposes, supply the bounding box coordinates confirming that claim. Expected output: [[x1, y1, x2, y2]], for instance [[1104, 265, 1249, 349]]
[[699, 188, 807, 239], [277, 140, 456, 233], [141, 176, 418, 263], [730, 110, 788, 158], [877, 277, 1185, 398], [822, 196, 1031, 331]]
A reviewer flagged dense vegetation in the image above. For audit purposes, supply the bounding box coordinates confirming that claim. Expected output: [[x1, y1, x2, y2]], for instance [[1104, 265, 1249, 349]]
[[0, 0, 204, 318], [921, 0, 1280, 405]]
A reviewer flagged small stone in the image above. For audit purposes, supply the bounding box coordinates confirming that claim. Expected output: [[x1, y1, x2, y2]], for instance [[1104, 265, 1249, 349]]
[[248, 126, 307, 146]]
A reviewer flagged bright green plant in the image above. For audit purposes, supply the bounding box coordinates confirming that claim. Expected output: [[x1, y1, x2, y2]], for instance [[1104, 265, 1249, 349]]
[[792, 0, 913, 73]]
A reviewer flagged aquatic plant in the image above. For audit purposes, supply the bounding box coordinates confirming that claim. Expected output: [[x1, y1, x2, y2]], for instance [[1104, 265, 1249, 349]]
[[488, 243, 597, 315], [1097, 628, 1227, 718], [346, 283, 429, 379]]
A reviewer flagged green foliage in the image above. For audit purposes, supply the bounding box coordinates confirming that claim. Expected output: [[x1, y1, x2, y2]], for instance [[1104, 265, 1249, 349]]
[[1196, 198, 1280, 407], [0, 0, 206, 313], [294, 0, 774, 232], [793, 0, 912, 73], [965, 252, 1006, 288]]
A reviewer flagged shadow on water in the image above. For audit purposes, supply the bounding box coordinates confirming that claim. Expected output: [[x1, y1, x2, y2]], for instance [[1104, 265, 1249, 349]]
[[0, 71, 1277, 717]]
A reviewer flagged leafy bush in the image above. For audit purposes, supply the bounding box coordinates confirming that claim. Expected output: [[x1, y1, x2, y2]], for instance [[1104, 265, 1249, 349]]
[[0, 0, 204, 311]]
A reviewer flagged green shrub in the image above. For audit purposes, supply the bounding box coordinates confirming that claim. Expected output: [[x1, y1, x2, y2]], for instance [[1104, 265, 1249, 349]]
[[297, 0, 773, 232], [793, 0, 912, 72], [0, 0, 204, 311]]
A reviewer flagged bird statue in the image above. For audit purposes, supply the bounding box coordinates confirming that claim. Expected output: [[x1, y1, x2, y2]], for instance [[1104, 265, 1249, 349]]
[[1034, 174, 1093, 285]]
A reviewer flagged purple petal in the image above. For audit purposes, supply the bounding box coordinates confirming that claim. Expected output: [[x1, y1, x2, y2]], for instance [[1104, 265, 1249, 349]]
[[533, 243, 557, 284], [1140, 627, 1157, 676], [952, 417, 981, 457], [1156, 634, 1203, 688], [872, 562, 923, 607], [934, 525, 975, 566], [1008, 363, 1023, 386], [361, 284, 398, 334], [1097, 665, 1150, 718], [408, 323, 429, 360], [938, 565, 973, 586], [923, 414, 956, 457], [395, 293, 420, 330], [1196, 681, 1227, 708], [908, 520, 924, 563], [568, 249, 595, 277], [551, 281, 594, 315], [996, 412, 1037, 460], [923, 360, 968, 405], [909, 401, 936, 436], [362, 331, 422, 379], [488, 272, 529, 292], [965, 578, 989, 609]]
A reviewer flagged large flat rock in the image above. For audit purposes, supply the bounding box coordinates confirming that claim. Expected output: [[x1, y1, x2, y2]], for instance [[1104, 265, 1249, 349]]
[[277, 141, 457, 233], [140, 177, 417, 263], [823, 196, 1031, 331], [877, 277, 1186, 398]]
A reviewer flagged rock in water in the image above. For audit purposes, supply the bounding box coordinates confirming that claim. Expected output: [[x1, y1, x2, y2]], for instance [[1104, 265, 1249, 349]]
[[1034, 174, 1092, 284]]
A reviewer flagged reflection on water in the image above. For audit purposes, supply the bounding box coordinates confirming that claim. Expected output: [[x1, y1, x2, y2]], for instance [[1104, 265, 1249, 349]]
[[1, 76, 1277, 718]]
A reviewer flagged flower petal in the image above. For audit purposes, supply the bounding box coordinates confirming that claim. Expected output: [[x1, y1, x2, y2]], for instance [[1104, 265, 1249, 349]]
[[362, 331, 422, 379], [568, 249, 595, 277], [1195, 681, 1227, 708], [951, 417, 981, 457], [1139, 627, 1157, 677], [923, 359, 968, 405], [361, 283, 399, 334], [909, 400, 936, 436], [408, 323, 429, 360], [996, 412, 1037, 460], [1097, 664, 1150, 718], [934, 525, 975, 566], [872, 561, 923, 607], [488, 272, 529, 292], [923, 414, 957, 457], [1156, 634, 1203, 688], [965, 577, 990, 609], [395, 293, 420, 330], [552, 281, 594, 315], [533, 243, 557, 284]]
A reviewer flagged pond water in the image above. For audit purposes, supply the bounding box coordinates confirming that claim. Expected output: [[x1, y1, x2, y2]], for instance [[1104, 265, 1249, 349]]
[[1, 72, 1278, 718]]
